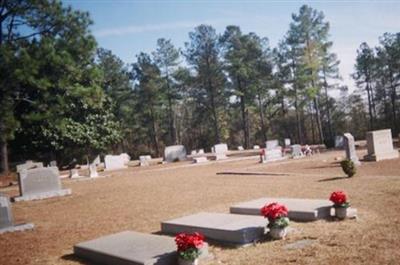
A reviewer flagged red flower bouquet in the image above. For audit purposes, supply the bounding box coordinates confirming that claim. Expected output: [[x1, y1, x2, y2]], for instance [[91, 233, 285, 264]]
[[260, 202, 290, 229], [329, 191, 350, 208], [175, 232, 204, 261]]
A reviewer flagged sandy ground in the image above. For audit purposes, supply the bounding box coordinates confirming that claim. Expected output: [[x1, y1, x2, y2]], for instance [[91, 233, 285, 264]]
[[0, 148, 400, 265]]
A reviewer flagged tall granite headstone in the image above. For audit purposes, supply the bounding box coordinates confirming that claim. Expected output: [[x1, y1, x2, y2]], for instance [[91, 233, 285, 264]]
[[14, 167, 71, 202], [364, 129, 399, 161], [343, 133, 360, 165]]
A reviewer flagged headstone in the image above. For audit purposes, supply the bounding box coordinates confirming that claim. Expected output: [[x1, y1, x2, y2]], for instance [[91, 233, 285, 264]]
[[139, 155, 152, 167], [161, 212, 266, 246], [16, 161, 43, 173], [335, 135, 344, 148], [89, 164, 99, 178], [69, 169, 80, 178], [253, 145, 260, 150], [198, 149, 205, 154], [238, 146, 244, 151], [193, 157, 208, 163], [92, 155, 101, 166], [191, 150, 197, 155], [74, 231, 209, 265], [120, 153, 131, 164], [284, 138, 291, 147], [0, 193, 34, 233], [266, 140, 280, 150], [213, 143, 228, 160], [260, 148, 283, 163], [163, 145, 187, 163], [364, 129, 399, 161], [230, 197, 333, 222], [104, 154, 128, 171], [49, 161, 57, 167], [291, 144, 304, 158], [343, 133, 360, 165], [14, 167, 71, 202]]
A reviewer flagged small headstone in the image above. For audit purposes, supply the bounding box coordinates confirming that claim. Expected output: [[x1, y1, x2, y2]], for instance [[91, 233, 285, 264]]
[[92, 155, 101, 166], [120, 153, 131, 164], [14, 167, 71, 202], [89, 164, 99, 178], [139, 155, 152, 167], [335, 135, 344, 148], [214, 143, 228, 154], [191, 150, 197, 155], [16, 161, 43, 173], [266, 140, 280, 150], [284, 138, 291, 147], [193, 157, 208, 163], [161, 212, 266, 246], [49, 161, 57, 167], [163, 145, 187, 163], [253, 145, 260, 150], [291, 144, 304, 158], [364, 129, 399, 161], [198, 149, 205, 154], [260, 148, 283, 163], [343, 133, 360, 165], [0, 193, 34, 233], [238, 146, 244, 151], [69, 169, 80, 178], [104, 154, 128, 171]]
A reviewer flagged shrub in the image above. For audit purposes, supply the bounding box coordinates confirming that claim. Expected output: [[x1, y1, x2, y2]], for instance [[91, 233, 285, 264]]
[[340, 159, 356, 177]]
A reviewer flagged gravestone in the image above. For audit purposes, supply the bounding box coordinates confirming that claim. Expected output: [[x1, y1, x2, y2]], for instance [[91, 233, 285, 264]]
[[161, 212, 266, 246], [139, 155, 152, 167], [69, 169, 80, 178], [92, 155, 101, 166], [104, 154, 128, 170], [16, 161, 43, 173], [230, 197, 333, 222], [0, 194, 34, 233], [335, 135, 344, 148], [291, 144, 304, 158], [191, 150, 197, 155], [49, 161, 57, 167], [163, 145, 187, 163], [284, 138, 291, 147], [364, 129, 399, 161], [120, 153, 130, 164], [237, 146, 244, 151], [253, 145, 260, 150], [213, 143, 228, 160], [193, 157, 208, 163], [74, 231, 209, 265], [198, 149, 205, 154], [89, 164, 99, 178], [343, 133, 360, 165], [14, 167, 71, 202], [266, 140, 280, 150]]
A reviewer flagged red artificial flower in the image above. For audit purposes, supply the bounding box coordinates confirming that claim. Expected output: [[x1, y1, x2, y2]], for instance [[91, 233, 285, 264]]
[[175, 232, 204, 252], [260, 202, 288, 221], [329, 191, 347, 205]]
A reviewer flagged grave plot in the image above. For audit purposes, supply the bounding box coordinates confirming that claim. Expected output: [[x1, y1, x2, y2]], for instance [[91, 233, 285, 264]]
[[14, 167, 71, 202], [230, 197, 333, 221], [161, 212, 266, 246], [74, 231, 209, 265], [0, 194, 34, 234]]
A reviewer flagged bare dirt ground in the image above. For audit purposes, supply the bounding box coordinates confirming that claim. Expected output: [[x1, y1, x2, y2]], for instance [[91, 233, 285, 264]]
[[1, 148, 400, 265]]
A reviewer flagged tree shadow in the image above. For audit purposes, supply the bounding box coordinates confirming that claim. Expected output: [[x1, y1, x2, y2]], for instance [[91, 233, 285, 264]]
[[318, 176, 349, 182], [61, 254, 91, 264]]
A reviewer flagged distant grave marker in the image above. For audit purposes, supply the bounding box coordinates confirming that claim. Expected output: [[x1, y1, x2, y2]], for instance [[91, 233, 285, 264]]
[[213, 143, 228, 160], [291, 144, 304, 158], [343, 133, 360, 165], [16, 161, 43, 173], [284, 138, 291, 147], [266, 139, 279, 150], [163, 145, 187, 163], [253, 145, 260, 150], [105, 154, 128, 170], [0, 193, 34, 233], [364, 129, 399, 161], [139, 155, 152, 167], [335, 135, 344, 148], [14, 167, 71, 202]]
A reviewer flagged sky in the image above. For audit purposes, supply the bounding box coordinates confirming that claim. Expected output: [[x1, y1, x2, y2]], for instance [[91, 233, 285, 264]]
[[64, 0, 400, 92]]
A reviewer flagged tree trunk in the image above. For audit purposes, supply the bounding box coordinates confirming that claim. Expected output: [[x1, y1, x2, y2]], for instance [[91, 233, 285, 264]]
[[149, 106, 160, 157], [313, 97, 324, 144], [365, 82, 374, 130], [0, 138, 9, 176], [257, 93, 267, 142], [322, 71, 333, 142], [389, 70, 398, 134], [238, 78, 249, 149], [309, 104, 316, 144], [165, 75, 177, 145]]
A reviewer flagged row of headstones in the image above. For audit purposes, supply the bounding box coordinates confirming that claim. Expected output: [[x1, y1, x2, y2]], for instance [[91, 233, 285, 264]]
[[342, 129, 399, 164]]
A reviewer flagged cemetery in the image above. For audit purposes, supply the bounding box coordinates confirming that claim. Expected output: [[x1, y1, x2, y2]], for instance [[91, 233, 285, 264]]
[[1, 1, 400, 265]]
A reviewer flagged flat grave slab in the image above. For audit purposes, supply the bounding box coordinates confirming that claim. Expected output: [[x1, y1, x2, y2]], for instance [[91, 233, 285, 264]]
[[161, 212, 266, 246], [230, 197, 333, 221], [74, 231, 209, 265]]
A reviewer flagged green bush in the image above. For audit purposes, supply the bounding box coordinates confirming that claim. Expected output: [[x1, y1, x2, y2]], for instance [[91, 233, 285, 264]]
[[340, 159, 356, 177]]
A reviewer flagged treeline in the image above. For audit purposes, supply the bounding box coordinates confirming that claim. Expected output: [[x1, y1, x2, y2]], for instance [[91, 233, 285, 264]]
[[0, 1, 399, 174]]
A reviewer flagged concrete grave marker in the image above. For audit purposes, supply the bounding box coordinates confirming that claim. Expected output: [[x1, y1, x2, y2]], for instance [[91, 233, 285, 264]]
[[193, 157, 208, 163], [49, 161, 57, 167], [198, 149, 205, 154], [253, 145, 260, 150], [164, 145, 187, 163], [364, 129, 399, 161], [92, 155, 101, 166], [343, 133, 360, 165], [161, 212, 266, 246], [139, 155, 152, 167], [69, 169, 80, 178], [74, 231, 209, 265], [291, 144, 304, 158], [230, 197, 333, 221], [213, 143, 228, 160], [16, 161, 43, 173], [284, 138, 291, 147], [266, 140, 280, 150], [89, 164, 99, 178], [0, 194, 34, 233], [191, 150, 197, 155], [237, 146, 244, 151], [105, 154, 128, 170], [14, 167, 71, 202], [335, 136, 344, 148]]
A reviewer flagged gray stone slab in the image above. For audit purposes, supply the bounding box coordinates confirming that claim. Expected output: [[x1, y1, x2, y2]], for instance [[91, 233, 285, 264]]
[[213, 143, 228, 154], [266, 140, 280, 150], [15, 167, 71, 201], [193, 157, 208, 163], [161, 212, 266, 246], [364, 129, 399, 161], [0, 193, 34, 233], [105, 154, 129, 170], [344, 133, 360, 165], [230, 197, 332, 222], [291, 144, 304, 158], [164, 145, 187, 163], [74, 231, 209, 265], [0, 223, 34, 234]]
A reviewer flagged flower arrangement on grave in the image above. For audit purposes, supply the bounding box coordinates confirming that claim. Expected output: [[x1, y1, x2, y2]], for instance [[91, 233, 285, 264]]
[[329, 191, 350, 219], [340, 159, 356, 177], [175, 232, 204, 265], [260, 202, 289, 239]]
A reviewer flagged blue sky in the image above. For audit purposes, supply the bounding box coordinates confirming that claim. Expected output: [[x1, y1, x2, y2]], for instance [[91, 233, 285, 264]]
[[64, 0, 400, 92]]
